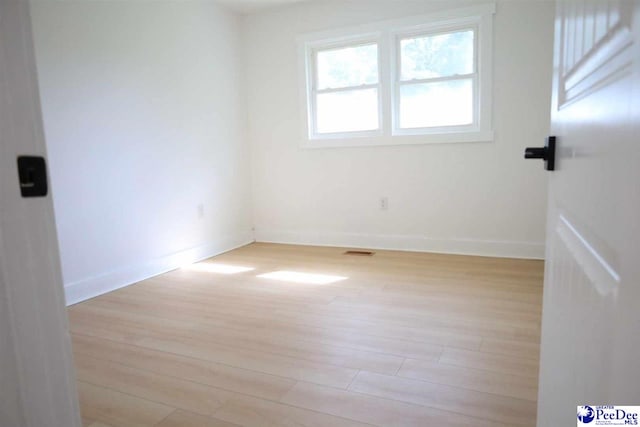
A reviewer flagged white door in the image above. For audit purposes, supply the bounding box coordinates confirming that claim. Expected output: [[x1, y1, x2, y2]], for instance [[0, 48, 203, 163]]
[[537, 1, 640, 425], [0, 0, 81, 425]]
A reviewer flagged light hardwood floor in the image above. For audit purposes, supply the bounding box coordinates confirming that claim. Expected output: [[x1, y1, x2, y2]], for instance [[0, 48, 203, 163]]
[[68, 243, 544, 427]]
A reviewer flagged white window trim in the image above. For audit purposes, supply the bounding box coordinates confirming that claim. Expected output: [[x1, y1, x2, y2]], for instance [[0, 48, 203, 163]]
[[297, 3, 495, 149]]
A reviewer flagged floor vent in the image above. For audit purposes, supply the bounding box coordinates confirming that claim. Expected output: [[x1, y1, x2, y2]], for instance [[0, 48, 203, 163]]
[[344, 250, 375, 256]]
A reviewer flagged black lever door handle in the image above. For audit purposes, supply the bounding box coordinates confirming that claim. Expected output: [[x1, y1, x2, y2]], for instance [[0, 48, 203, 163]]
[[524, 136, 555, 171], [524, 147, 547, 159]]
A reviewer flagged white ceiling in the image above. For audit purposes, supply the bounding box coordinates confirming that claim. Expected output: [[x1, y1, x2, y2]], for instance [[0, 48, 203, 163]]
[[215, 0, 311, 14], [40, 0, 311, 16]]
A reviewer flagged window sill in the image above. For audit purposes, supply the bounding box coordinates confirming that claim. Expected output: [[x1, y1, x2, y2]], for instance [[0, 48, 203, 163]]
[[300, 130, 494, 149]]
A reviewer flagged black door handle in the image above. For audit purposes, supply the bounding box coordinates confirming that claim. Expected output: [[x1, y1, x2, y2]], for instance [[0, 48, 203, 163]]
[[524, 136, 555, 171], [17, 156, 48, 197]]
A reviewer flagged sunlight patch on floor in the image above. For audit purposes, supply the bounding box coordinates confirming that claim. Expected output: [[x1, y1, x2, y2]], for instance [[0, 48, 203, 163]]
[[183, 263, 255, 274], [257, 270, 347, 285]]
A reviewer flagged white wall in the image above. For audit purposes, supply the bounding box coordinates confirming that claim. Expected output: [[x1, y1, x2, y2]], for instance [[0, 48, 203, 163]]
[[244, 0, 554, 259], [30, 1, 254, 304]]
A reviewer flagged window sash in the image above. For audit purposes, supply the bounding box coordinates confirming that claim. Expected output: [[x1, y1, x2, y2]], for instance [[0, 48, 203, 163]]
[[312, 42, 380, 92], [396, 77, 476, 130], [312, 86, 382, 136], [398, 27, 477, 82]]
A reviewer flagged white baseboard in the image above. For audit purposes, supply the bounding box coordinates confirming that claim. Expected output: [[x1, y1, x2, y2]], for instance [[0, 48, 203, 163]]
[[254, 229, 545, 260], [64, 232, 254, 306]]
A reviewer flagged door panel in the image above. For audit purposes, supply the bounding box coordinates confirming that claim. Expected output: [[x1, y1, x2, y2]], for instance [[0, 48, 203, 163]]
[[537, 1, 640, 425], [0, 0, 81, 425]]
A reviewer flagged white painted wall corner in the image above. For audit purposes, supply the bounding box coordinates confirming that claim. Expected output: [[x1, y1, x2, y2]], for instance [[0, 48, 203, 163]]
[[64, 232, 254, 305]]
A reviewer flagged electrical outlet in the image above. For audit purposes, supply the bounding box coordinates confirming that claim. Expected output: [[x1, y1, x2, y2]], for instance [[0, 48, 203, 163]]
[[197, 204, 205, 219], [380, 197, 388, 211]]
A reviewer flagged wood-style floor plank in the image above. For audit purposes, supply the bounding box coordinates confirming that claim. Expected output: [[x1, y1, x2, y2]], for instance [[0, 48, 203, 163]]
[[280, 381, 511, 427], [348, 371, 536, 425], [70, 309, 359, 388], [212, 393, 373, 427], [75, 356, 232, 416], [439, 347, 540, 378], [397, 357, 538, 401], [68, 243, 543, 426], [479, 336, 540, 359], [76, 381, 174, 427], [155, 410, 241, 427], [72, 334, 297, 401], [75, 298, 407, 375]]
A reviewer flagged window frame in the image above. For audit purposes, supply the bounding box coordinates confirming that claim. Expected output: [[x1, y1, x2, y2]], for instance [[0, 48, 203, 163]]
[[298, 3, 495, 149]]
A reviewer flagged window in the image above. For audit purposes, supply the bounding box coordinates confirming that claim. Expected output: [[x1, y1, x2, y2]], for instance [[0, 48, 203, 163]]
[[314, 43, 380, 135], [299, 4, 495, 148], [396, 29, 475, 131]]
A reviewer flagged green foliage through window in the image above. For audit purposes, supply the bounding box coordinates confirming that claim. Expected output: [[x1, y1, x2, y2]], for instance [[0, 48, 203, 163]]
[[400, 30, 474, 81], [316, 44, 378, 90]]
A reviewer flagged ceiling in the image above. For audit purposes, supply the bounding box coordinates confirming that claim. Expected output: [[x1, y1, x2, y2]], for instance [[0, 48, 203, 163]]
[[40, 0, 312, 16], [214, 0, 312, 14]]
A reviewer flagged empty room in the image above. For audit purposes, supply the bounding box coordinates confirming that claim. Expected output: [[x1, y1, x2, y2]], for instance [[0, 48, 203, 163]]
[[1, 0, 639, 426]]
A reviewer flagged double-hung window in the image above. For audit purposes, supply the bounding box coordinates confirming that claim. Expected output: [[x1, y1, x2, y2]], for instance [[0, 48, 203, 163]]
[[299, 4, 494, 148]]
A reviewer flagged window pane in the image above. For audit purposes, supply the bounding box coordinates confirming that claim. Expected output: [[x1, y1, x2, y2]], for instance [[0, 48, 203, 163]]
[[401, 30, 474, 80], [316, 88, 379, 134], [316, 44, 378, 90], [399, 79, 473, 129]]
